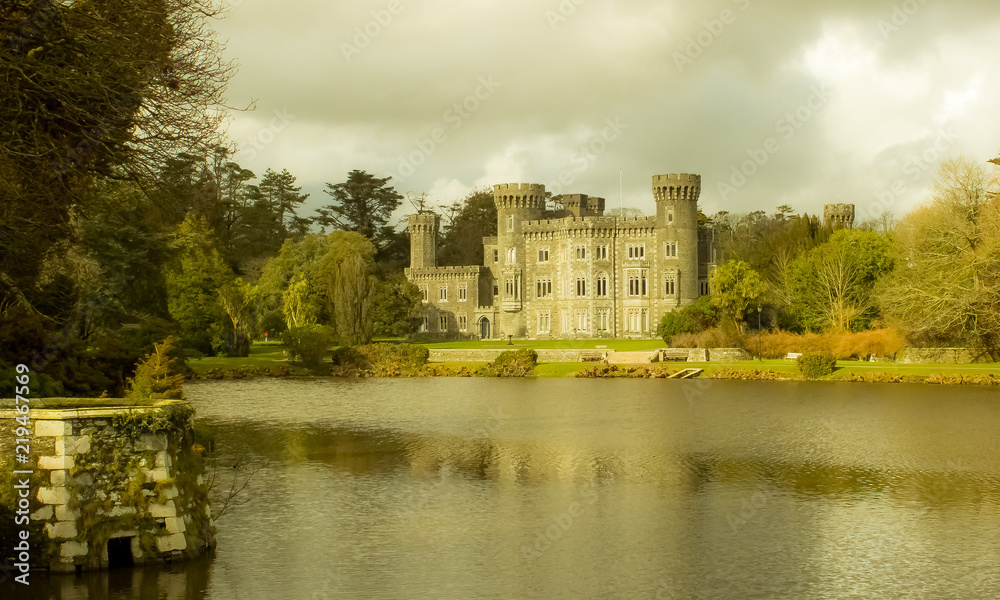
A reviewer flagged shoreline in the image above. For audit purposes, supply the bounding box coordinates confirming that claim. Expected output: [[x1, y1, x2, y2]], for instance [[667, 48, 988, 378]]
[[178, 341, 1000, 386], [184, 359, 1000, 386]]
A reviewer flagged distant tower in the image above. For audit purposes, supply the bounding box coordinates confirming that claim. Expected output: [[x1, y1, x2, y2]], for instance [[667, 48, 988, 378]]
[[823, 203, 855, 228], [653, 173, 701, 303], [408, 212, 439, 269], [561, 193, 606, 218]]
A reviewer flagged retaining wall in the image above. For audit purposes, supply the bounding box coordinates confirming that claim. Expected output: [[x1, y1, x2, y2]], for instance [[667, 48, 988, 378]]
[[0, 400, 214, 572]]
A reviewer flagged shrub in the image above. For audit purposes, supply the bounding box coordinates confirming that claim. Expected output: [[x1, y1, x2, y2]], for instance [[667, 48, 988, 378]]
[[330, 346, 362, 367], [329, 343, 430, 377], [740, 328, 906, 360], [355, 343, 429, 377], [669, 327, 741, 349], [797, 352, 838, 379], [479, 349, 537, 377], [282, 325, 334, 373], [659, 296, 718, 344], [125, 337, 185, 403]]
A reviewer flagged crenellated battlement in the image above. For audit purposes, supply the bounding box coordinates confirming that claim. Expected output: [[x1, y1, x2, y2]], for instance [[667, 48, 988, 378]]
[[652, 173, 702, 202], [408, 213, 439, 235], [494, 183, 546, 210], [494, 183, 545, 194], [405, 266, 486, 281]]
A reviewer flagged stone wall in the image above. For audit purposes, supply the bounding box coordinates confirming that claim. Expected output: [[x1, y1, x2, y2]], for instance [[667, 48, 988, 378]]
[[708, 348, 752, 361], [428, 348, 609, 363], [428, 347, 753, 364], [0, 400, 214, 572], [896, 348, 979, 364]]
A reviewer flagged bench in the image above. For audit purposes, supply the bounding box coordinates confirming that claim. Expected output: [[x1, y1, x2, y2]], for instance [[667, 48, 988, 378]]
[[785, 353, 802, 361]]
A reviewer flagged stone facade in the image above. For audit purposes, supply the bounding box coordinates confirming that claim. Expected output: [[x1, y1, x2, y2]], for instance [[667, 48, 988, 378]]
[[0, 400, 214, 572], [405, 173, 718, 339], [823, 203, 855, 228]]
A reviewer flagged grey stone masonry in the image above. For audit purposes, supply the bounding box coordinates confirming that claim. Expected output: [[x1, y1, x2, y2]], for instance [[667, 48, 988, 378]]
[[0, 400, 214, 572], [407, 173, 719, 340]]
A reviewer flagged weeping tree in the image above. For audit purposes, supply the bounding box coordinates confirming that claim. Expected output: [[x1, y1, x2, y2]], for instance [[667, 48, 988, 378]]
[[333, 254, 375, 346]]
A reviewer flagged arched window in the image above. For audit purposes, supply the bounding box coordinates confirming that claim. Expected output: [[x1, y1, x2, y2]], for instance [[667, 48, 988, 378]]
[[596, 272, 608, 297]]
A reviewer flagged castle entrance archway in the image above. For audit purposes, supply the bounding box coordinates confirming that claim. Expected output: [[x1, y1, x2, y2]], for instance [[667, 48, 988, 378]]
[[478, 317, 491, 340]]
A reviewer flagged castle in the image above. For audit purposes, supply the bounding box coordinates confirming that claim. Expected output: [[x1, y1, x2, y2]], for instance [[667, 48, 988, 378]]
[[404, 173, 718, 339]]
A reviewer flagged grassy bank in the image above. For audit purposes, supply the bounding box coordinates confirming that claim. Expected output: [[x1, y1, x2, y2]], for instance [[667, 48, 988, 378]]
[[185, 342, 999, 383]]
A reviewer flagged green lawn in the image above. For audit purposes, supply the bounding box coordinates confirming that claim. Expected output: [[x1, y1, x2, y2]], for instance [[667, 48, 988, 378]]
[[421, 339, 666, 351], [185, 342, 1000, 381], [533, 362, 590, 377], [186, 343, 300, 375]]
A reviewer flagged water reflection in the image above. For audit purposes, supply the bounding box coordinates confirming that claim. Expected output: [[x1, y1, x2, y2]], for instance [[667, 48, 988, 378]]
[[9, 378, 1000, 599]]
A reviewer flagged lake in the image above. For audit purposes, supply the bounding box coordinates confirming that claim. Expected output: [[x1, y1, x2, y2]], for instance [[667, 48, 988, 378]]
[[10, 378, 1000, 599]]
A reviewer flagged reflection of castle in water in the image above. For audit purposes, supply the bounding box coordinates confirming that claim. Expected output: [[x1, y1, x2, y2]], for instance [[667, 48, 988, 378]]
[[405, 173, 718, 340]]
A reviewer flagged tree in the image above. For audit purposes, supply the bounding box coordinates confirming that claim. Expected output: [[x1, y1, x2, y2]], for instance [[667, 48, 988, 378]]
[[258, 231, 379, 344], [371, 274, 422, 337], [165, 216, 235, 355], [438, 188, 497, 266], [1, 0, 234, 308], [217, 279, 262, 357], [878, 157, 1000, 358], [788, 229, 893, 332], [658, 296, 718, 344], [317, 170, 403, 251], [238, 168, 311, 262], [709, 261, 766, 332], [333, 254, 374, 346], [258, 235, 330, 326], [255, 168, 310, 232], [281, 277, 317, 329]]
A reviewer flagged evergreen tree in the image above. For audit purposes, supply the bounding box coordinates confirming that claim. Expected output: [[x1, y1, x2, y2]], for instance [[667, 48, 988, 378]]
[[317, 170, 403, 251]]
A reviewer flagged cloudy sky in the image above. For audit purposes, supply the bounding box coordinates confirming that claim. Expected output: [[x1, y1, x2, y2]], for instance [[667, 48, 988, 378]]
[[214, 0, 999, 225]]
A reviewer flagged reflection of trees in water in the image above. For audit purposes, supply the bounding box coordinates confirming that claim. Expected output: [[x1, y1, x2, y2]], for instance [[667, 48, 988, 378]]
[[208, 420, 1000, 508]]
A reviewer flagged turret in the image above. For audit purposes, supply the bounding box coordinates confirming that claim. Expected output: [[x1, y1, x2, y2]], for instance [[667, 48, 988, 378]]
[[653, 173, 701, 303], [493, 182, 545, 258], [561, 193, 606, 217], [823, 203, 855, 228], [408, 212, 439, 269]]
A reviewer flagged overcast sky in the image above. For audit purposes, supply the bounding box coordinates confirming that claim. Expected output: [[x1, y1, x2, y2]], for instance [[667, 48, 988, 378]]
[[214, 0, 1000, 226]]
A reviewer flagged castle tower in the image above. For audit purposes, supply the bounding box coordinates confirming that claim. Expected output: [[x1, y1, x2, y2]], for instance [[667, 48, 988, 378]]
[[493, 183, 546, 264], [408, 212, 439, 269], [823, 203, 855, 228], [492, 183, 545, 335], [653, 173, 701, 304]]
